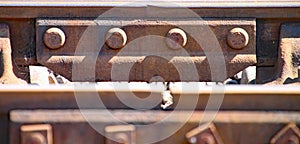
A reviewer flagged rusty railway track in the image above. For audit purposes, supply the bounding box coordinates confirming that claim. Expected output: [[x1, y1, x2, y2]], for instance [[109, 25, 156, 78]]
[[1, 0, 300, 144]]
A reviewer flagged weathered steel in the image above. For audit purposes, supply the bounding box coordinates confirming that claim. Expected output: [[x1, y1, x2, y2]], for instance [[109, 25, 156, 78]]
[[36, 19, 256, 82], [0, 84, 300, 113], [165, 28, 187, 50], [10, 110, 300, 144], [270, 123, 300, 144], [20, 124, 53, 144], [105, 125, 136, 144], [257, 23, 300, 84], [105, 28, 127, 49], [43, 27, 66, 50], [186, 123, 224, 144], [226, 27, 249, 50], [0, 24, 26, 84]]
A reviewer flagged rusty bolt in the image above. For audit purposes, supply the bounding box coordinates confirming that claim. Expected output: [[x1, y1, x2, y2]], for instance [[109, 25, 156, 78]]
[[200, 133, 216, 144], [105, 28, 127, 49], [165, 28, 187, 50], [43, 27, 66, 50], [227, 27, 249, 50], [24, 133, 46, 144]]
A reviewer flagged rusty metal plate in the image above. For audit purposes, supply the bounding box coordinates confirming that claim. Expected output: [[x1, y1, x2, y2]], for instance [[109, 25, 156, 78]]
[[36, 18, 256, 82], [10, 110, 300, 144]]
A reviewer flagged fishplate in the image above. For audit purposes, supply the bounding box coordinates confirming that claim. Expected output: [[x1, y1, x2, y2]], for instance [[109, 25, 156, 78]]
[[36, 18, 256, 82]]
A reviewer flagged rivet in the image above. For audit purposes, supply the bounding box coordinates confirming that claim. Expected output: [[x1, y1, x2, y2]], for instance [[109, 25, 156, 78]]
[[105, 28, 127, 49], [227, 27, 249, 50], [165, 28, 187, 50], [43, 27, 65, 50], [24, 133, 46, 144]]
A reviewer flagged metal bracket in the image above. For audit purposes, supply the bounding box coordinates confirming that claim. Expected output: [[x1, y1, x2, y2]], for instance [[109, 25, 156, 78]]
[[0, 23, 26, 84], [263, 23, 300, 84], [186, 123, 224, 144], [270, 123, 300, 144], [36, 18, 256, 82], [105, 125, 136, 144], [20, 124, 53, 144]]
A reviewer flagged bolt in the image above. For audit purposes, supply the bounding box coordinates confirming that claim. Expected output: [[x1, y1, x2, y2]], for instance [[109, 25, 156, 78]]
[[227, 27, 249, 50], [165, 28, 187, 50], [105, 28, 127, 49], [200, 133, 216, 144], [24, 133, 46, 144], [43, 27, 65, 50]]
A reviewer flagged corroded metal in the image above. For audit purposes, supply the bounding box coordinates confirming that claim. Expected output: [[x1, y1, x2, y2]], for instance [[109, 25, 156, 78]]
[[258, 23, 300, 84], [165, 28, 187, 50], [22, 132, 46, 144], [105, 125, 136, 144], [227, 27, 249, 50], [10, 110, 300, 144], [20, 124, 52, 144], [43, 27, 65, 49], [36, 18, 256, 82], [270, 123, 300, 144], [186, 123, 224, 144], [105, 28, 127, 49], [0, 24, 26, 84]]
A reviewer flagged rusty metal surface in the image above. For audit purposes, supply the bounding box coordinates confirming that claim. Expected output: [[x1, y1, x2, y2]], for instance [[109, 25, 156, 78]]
[[20, 124, 53, 144], [270, 123, 300, 144], [36, 18, 256, 82], [9, 110, 300, 144], [257, 23, 300, 84], [0, 84, 300, 113], [0, 23, 26, 84], [186, 123, 224, 144], [105, 125, 136, 144]]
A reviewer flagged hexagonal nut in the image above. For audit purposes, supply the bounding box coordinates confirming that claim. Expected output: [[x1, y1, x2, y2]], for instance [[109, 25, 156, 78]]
[[43, 27, 66, 49], [105, 28, 127, 49], [165, 28, 187, 50], [227, 27, 249, 50]]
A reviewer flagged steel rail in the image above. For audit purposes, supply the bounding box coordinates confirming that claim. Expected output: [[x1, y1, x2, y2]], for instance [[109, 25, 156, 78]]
[[0, 84, 300, 112], [0, 0, 299, 8], [10, 110, 300, 123]]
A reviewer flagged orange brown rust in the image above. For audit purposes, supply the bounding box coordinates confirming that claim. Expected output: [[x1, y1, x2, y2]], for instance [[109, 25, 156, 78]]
[[186, 123, 224, 144], [226, 27, 249, 50], [265, 23, 300, 84], [20, 124, 53, 144], [270, 123, 300, 144], [22, 133, 46, 144], [36, 19, 256, 82], [0, 24, 26, 84]]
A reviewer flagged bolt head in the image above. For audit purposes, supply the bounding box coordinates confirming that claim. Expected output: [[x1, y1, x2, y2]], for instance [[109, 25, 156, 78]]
[[105, 28, 127, 49], [165, 28, 187, 50], [43, 27, 66, 50], [24, 133, 46, 144], [227, 27, 249, 50]]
